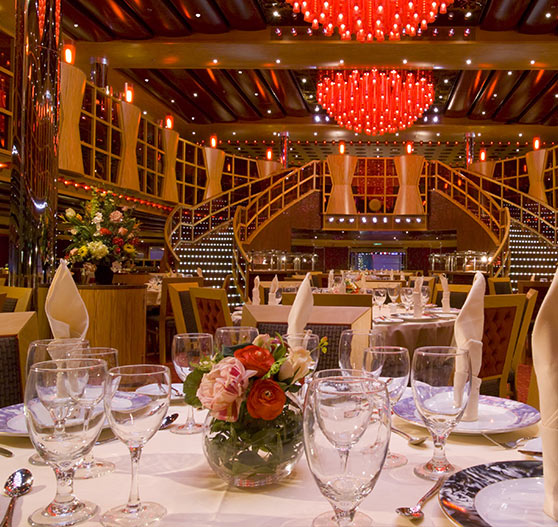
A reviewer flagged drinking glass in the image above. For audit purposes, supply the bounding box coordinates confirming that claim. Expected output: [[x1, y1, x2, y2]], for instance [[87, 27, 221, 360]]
[[338, 329, 385, 371], [214, 326, 258, 355], [25, 358, 107, 526], [275, 288, 283, 304], [171, 333, 213, 434], [102, 364, 171, 527], [421, 285, 430, 306], [400, 287, 414, 312], [387, 284, 400, 304], [26, 338, 90, 467], [373, 288, 387, 315], [75, 348, 119, 479], [363, 346, 410, 469], [411, 346, 471, 480], [303, 375, 391, 527]]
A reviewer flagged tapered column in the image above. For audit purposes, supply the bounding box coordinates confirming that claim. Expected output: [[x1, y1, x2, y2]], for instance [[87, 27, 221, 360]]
[[325, 154, 357, 214], [203, 147, 225, 200], [10, 0, 61, 287], [393, 155, 425, 215], [526, 149, 548, 204], [59, 62, 86, 174], [256, 159, 283, 178], [118, 101, 141, 191], [469, 160, 496, 178], [161, 128, 179, 203]]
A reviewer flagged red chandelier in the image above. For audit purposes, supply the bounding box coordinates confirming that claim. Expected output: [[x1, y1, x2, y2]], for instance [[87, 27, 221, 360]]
[[316, 69, 435, 136], [286, 0, 453, 41]]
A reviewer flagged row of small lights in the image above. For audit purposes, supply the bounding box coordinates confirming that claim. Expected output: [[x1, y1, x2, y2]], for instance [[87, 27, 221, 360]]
[[327, 216, 423, 224]]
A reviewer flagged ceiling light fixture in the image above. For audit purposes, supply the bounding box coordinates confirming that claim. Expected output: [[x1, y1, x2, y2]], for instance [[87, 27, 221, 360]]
[[286, 0, 453, 41], [466, 59, 472, 65], [316, 69, 434, 136]]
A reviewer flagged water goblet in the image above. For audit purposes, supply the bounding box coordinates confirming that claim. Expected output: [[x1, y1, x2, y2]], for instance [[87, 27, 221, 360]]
[[25, 358, 107, 526], [338, 329, 385, 371], [411, 346, 471, 480], [387, 284, 400, 304], [421, 285, 430, 306], [214, 326, 258, 355], [363, 346, 410, 469], [400, 287, 414, 313], [303, 375, 391, 527], [75, 347, 119, 479], [101, 364, 171, 527], [171, 333, 213, 434], [373, 288, 387, 315]]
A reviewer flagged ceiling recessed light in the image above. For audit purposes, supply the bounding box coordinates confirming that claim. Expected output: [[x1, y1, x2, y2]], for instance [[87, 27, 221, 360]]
[[530, 60, 536, 65], [314, 132, 318, 136], [275, 59, 281, 64], [519, 133, 523, 137], [395, 133, 399, 137], [402, 59, 408, 64], [193, 92, 198, 97], [433, 107, 439, 113], [477, 132, 481, 137], [144, 78, 149, 82], [308, 94, 313, 99], [546, 12, 552, 18], [273, 10, 280, 17], [482, 111, 486, 115], [492, 93, 497, 98], [301, 78, 307, 83], [439, 95, 443, 99], [433, 116, 439, 123], [232, 132, 236, 135], [73, 23, 79, 27], [508, 71, 513, 75], [171, 99, 175, 103], [314, 116, 321, 122], [267, 109, 272, 114], [192, 131, 196, 135], [142, 111, 147, 115], [254, 92, 259, 96], [314, 106, 320, 112], [466, 59, 472, 65], [238, 70, 243, 74], [212, 59, 218, 64], [339, 59, 344, 64], [195, 13, 201, 18], [444, 79, 449, 84], [191, 117, 195, 120], [465, 11, 472, 18], [436, 132, 440, 136]]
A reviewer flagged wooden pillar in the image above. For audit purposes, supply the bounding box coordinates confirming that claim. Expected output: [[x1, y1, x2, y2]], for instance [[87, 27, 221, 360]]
[[469, 160, 496, 178], [203, 147, 225, 199], [256, 159, 283, 178], [526, 149, 548, 204], [393, 155, 425, 214], [118, 101, 141, 191], [325, 154, 358, 214], [59, 62, 86, 174], [161, 128, 179, 202]]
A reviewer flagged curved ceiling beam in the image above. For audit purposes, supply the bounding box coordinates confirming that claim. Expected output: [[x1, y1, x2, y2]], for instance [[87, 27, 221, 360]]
[[519, 0, 558, 34], [259, 70, 308, 116], [61, 1, 112, 41], [469, 70, 525, 120], [480, 0, 531, 31], [213, 0, 266, 31], [445, 71, 492, 118], [121, 0, 192, 37], [519, 75, 558, 123], [168, 0, 228, 34]]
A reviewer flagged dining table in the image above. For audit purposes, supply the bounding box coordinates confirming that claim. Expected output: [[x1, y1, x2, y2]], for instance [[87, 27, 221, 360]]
[[0, 400, 541, 527]]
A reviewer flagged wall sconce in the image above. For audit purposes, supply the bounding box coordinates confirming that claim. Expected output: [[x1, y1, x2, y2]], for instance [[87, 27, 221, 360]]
[[406, 142, 413, 155], [339, 141, 345, 154], [62, 41, 76, 64], [479, 149, 486, 162], [210, 135, 218, 148], [266, 148, 273, 161], [124, 83, 133, 103], [164, 115, 174, 129], [533, 137, 541, 150]]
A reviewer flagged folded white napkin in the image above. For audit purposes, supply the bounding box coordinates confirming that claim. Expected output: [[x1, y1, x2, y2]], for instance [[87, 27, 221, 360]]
[[328, 270, 334, 290], [400, 271, 405, 281], [45, 261, 89, 339], [389, 269, 394, 280], [454, 271, 485, 421], [252, 276, 260, 305], [196, 267, 203, 278], [531, 273, 536, 281], [412, 276, 424, 317], [287, 273, 313, 336], [532, 266, 558, 520], [440, 274, 451, 313], [358, 273, 367, 292], [268, 275, 279, 305]]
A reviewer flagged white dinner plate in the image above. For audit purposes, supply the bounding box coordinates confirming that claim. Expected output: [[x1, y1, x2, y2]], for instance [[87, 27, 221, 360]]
[[136, 382, 184, 402], [373, 317, 404, 324], [398, 313, 440, 322], [439, 460, 546, 527], [434, 313, 458, 319], [393, 395, 540, 434]]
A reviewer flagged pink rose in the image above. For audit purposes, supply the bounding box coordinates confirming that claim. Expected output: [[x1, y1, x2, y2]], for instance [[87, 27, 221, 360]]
[[109, 210, 123, 223], [196, 357, 256, 422], [69, 248, 78, 256], [118, 227, 128, 236]]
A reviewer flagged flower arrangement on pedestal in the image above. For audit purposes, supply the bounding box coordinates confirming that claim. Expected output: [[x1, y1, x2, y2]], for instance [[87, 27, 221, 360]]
[[185, 333, 327, 487], [62, 191, 140, 283]]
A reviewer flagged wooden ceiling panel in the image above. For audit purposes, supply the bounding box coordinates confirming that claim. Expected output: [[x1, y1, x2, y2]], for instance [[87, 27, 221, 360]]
[[168, 0, 229, 33], [121, 0, 191, 37], [480, 0, 532, 31], [493, 70, 556, 121], [259, 70, 308, 116], [445, 71, 491, 118], [519, 76, 558, 123], [61, 1, 113, 41], [469, 71, 524, 120], [213, 0, 266, 31], [226, 70, 285, 118], [519, 0, 558, 34]]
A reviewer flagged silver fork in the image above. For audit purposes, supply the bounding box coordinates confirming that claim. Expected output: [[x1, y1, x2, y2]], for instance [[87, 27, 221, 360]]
[[481, 433, 536, 449]]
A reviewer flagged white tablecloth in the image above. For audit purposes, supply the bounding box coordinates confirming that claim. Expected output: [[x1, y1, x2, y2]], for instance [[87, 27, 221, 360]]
[[0, 403, 539, 526]]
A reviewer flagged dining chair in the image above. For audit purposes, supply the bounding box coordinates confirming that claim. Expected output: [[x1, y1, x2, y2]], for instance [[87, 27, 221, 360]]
[[433, 284, 472, 309], [189, 287, 232, 335], [487, 277, 513, 295], [480, 293, 526, 398], [0, 286, 33, 312], [517, 279, 551, 320], [259, 280, 302, 304], [168, 282, 202, 334], [409, 276, 436, 303]]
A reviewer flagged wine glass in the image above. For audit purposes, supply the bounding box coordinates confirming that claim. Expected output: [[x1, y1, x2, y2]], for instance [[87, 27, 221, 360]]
[[411, 346, 471, 480], [26, 338, 90, 467], [363, 346, 410, 469], [338, 329, 385, 371], [101, 364, 171, 527], [275, 288, 283, 304], [214, 326, 258, 355], [303, 374, 391, 527], [400, 287, 414, 313], [421, 285, 430, 306], [75, 348, 119, 480], [373, 288, 387, 315], [387, 284, 400, 304], [171, 333, 213, 434], [25, 358, 107, 526]]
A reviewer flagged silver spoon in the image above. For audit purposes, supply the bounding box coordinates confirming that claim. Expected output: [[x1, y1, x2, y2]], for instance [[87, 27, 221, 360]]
[[396, 476, 447, 521], [481, 433, 537, 449], [95, 413, 179, 445], [0, 469, 34, 527], [391, 426, 428, 446]]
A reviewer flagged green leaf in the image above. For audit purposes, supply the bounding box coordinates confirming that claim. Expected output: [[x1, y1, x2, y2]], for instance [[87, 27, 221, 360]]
[[222, 342, 252, 357], [183, 369, 204, 407]]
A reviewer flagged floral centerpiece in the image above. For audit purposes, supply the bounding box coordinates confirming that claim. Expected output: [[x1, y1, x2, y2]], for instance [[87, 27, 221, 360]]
[[62, 191, 140, 284], [185, 333, 327, 487]]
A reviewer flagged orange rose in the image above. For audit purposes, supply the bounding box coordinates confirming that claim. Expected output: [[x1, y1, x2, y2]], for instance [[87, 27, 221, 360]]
[[234, 345, 275, 377], [246, 379, 286, 421]]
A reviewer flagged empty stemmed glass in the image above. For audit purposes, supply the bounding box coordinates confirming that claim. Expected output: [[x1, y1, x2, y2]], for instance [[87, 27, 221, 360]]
[[214, 326, 258, 355], [171, 333, 213, 434], [363, 346, 410, 469], [400, 287, 414, 313], [75, 347, 119, 479], [411, 346, 471, 480], [338, 329, 385, 371], [387, 284, 400, 305], [25, 358, 107, 526], [421, 285, 430, 307], [373, 288, 387, 315], [102, 364, 171, 527], [303, 374, 391, 527]]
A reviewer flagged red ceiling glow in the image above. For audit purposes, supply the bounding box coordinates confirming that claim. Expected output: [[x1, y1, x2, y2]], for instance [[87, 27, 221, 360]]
[[316, 69, 434, 136], [286, 0, 453, 41]]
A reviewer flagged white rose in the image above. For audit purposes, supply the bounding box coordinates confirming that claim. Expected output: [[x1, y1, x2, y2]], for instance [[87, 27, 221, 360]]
[[279, 346, 314, 383], [91, 212, 103, 225], [70, 228, 77, 235], [87, 241, 109, 260], [65, 208, 76, 219], [253, 334, 272, 349], [111, 261, 122, 273]]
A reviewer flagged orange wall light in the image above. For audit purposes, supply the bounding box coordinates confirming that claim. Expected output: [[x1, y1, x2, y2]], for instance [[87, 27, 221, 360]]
[[124, 83, 133, 103], [406, 142, 413, 154], [62, 42, 76, 64], [479, 149, 486, 162], [266, 148, 273, 161], [164, 115, 174, 129], [533, 137, 541, 151], [210, 135, 218, 148], [339, 141, 346, 154]]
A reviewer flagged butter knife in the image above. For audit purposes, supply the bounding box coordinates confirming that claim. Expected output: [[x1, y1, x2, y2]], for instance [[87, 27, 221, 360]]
[[518, 449, 542, 457], [0, 446, 13, 457]]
